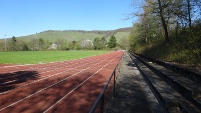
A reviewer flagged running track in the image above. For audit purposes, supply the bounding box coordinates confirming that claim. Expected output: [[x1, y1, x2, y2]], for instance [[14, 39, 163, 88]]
[[0, 51, 123, 113]]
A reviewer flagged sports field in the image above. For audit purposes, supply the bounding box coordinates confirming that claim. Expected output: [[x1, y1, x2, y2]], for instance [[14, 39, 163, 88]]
[[0, 51, 110, 64]]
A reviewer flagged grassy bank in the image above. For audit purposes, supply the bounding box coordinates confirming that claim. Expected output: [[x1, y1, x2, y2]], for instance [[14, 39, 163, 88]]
[[133, 28, 201, 66], [0, 51, 110, 64]]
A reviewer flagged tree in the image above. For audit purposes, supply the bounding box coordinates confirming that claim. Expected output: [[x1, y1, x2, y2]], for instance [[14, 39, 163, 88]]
[[38, 38, 45, 50], [100, 37, 107, 49], [119, 37, 129, 50], [16, 40, 29, 51], [55, 38, 69, 50], [132, 0, 174, 43], [70, 40, 81, 50], [129, 0, 201, 60], [28, 38, 38, 51], [22, 43, 29, 51], [43, 40, 51, 50], [11, 36, 17, 51], [11, 36, 17, 42], [108, 35, 117, 48], [0, 41, 4, 51], [80, 39, 93, 50], [157, 0, 169, 42], [187, 0, 192, 29], [130, 0, 166, 45], [93, 38, 101, 49]]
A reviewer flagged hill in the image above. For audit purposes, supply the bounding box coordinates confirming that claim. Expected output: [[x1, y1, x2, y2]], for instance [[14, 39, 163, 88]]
[[12, 27, 131, 43]]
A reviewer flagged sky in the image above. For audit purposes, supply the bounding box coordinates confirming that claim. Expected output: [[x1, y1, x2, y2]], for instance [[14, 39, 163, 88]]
[[0, 0, 135, 38]]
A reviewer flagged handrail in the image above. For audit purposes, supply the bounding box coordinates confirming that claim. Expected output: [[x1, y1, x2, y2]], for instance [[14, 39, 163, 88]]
[[89, 68, 116, 113], [89, 54, 123, 113]]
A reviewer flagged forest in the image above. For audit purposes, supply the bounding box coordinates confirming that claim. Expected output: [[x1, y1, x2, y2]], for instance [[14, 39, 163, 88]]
[[129, 0, 201, 65]]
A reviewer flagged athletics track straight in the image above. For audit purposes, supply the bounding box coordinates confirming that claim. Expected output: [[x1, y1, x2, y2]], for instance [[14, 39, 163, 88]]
[[0, 51, 123, 113]]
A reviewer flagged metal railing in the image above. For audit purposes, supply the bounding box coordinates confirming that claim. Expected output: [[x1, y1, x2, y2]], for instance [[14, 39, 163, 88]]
[[89, 55, 123, 113]]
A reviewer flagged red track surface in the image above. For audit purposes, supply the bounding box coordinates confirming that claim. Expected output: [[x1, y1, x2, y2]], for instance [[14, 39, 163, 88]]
[[0, 51, 123, 113]]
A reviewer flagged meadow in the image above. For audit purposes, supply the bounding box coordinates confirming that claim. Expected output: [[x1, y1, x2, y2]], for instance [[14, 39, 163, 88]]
[[0, 51, 110, 64]]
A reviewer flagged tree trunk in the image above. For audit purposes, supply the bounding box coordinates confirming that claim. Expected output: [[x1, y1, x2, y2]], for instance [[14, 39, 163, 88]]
[[187, 0, 192, 30], [176, 21, 179, 38], [157, 0, 170, 43]]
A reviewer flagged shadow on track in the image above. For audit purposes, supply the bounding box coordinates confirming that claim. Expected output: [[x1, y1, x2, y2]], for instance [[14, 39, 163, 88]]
[[0, 71, 39, 93], [0, 71, 113, 113]]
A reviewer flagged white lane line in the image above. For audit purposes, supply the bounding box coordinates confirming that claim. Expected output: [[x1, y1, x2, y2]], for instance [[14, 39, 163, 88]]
[[43, 57, 116, 113], [0, 56, 88, 72], [0, 55, 105, 74], [0, 57, 108, 95], [0, 58, 76, 68], [0, 53, 108, 69], [0, 56, 113, 112], [0, 60, 85, 87], [0, 54, 111, 85], [0, 56, 104, 80], [0, 59, 77, 74], [2, 64, 33, 68]]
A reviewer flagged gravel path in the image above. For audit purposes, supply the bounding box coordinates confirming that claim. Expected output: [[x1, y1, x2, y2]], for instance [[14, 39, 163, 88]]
[[105, 52, 166, 113]]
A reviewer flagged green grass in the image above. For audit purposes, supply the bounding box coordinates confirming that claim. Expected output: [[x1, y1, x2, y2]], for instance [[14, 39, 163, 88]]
[[0, 51, 110, 64]]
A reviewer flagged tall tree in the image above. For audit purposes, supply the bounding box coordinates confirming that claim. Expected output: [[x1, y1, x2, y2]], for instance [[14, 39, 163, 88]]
[[93, 38, 101, 49], [11, 36, 17, 51], [187, 0, 192, 29], [108, 35, 117, 48], [157, 0, 169, 42], [16, 40, 29, 51], [0, 42, 4, 51], [129, 0, 201, 54], [55, 38, 69, 50], [70, 40, 81, 50], [132, 0, 172, 43], [28, 38, 38, 51], [38, 38, 44, 50], [43, 40, 51, 50], [100, 37, 107, 49], [119, 37, 129, 50]]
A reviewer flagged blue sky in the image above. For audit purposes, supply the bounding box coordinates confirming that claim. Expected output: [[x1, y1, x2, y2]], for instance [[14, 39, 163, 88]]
[[0, 0, 135, 38]]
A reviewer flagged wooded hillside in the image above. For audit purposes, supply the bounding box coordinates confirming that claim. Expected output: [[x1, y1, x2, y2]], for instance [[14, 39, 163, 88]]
[[129, 0, 201, 65], [0, 27, 131, 51]]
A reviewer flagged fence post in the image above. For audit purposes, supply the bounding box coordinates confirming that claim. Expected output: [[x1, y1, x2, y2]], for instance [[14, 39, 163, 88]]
[[113, 70, 116, 97]]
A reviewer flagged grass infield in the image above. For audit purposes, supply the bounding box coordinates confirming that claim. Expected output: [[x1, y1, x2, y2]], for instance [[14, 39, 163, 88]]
[[0, 51, 110, 64]]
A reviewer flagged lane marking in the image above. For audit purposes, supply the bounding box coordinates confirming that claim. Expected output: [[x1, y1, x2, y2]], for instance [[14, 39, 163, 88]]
[[0, 60, 88, 92], [1, 58, 84, 73], [43, 56, 117, 113], [0, 57, 109, 95], [0, 55, 115, 111]]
